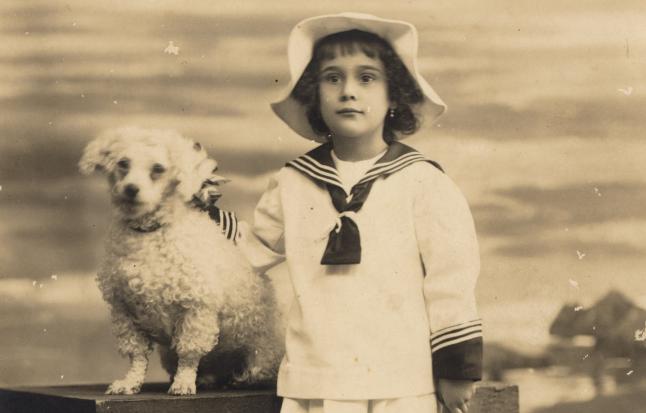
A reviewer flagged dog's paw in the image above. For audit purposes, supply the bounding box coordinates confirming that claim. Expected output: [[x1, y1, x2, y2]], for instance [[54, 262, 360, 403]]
[[248, 366, 275, 383], [231, 369, 250, 384], [232, 366, 269, 385], [168, 379, 197, 395], [105, 379, 142, 395], [229, 367, 276, 390], [196, 373, 219, 389]]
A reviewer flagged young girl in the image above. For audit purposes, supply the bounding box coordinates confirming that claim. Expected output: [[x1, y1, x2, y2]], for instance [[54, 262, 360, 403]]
[[236, 12, 482, 413]]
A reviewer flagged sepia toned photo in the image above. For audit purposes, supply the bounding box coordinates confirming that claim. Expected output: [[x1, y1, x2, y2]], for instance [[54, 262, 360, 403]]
[[1, 1, 644, 412]]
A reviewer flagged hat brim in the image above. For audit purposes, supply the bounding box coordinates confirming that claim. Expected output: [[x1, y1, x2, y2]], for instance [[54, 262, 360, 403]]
[[271, 12, 447, 142]]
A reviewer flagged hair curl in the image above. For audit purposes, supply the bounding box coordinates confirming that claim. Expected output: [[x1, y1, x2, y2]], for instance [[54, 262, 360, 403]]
[[290, 30, 425, 143]]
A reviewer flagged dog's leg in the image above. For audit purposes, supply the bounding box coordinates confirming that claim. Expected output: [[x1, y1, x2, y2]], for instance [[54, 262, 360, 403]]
[[158, 344, 178, 379], [243, 345, 283, 384], [233, 283, 284, 386], [105, 304, 153, 395], [168, 308, 220, 395], [233, 319, 283, 385]]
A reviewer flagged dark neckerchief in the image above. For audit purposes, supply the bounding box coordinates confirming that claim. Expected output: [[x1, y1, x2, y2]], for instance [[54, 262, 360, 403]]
[[286, 141, 444, 265]]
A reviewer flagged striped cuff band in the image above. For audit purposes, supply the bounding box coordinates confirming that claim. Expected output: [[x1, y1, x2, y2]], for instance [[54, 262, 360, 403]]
[[431, 319, 483, 353], [431, 320, 483, 380]]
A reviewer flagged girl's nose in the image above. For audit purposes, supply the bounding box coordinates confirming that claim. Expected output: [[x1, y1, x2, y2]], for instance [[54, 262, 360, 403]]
[[340, 80, 357, 101]]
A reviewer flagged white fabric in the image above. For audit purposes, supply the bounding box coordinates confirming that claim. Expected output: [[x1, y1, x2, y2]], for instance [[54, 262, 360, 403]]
[[236, 161, 480, 399], [280, 393, 439, 413], [331, 149, 386, 194]]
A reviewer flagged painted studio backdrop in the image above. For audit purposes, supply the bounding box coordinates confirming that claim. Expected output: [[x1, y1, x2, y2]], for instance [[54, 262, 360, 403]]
[[1, 1, 645, 412]]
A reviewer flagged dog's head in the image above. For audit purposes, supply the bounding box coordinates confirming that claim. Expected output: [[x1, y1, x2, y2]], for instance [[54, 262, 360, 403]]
[[79, 126, 220, 218]]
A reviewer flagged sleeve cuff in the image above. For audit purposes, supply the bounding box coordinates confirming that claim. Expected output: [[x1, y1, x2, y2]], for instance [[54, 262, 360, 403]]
[[431, 319, 483, 380]]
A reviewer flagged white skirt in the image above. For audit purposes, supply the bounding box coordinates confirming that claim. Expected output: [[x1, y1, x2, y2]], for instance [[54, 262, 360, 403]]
[[280, 394, 439, 413]]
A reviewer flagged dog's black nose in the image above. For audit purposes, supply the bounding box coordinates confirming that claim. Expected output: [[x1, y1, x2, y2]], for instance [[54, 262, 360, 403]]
[[124, 184, 139, 199]]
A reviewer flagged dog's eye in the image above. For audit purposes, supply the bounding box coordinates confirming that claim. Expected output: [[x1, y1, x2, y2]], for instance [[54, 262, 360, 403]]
[[117, 159, 130, 170], [151, 164, 166, 175]]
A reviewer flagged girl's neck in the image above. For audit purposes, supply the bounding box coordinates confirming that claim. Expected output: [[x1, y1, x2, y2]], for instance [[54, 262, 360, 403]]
[[330, 131, 388, 162]]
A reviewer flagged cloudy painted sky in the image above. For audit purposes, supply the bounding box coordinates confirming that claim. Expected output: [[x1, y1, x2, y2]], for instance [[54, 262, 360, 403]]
[[1, 0, 645, 354]]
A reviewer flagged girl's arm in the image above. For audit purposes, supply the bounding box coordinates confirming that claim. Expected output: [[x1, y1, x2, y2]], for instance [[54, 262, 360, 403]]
[[236, 173, 287, 273], [413, 164, 483, 381]]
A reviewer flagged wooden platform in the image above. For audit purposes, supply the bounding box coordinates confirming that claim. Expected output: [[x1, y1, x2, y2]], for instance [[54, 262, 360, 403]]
[[0, 382, 518, 413]]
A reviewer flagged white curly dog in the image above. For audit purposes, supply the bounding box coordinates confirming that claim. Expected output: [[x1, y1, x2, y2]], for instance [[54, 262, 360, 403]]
[[79, 127, 283, 395]]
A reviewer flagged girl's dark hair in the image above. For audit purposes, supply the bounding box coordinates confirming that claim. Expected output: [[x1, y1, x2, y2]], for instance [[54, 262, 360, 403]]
[[290, 30, 425, 143]]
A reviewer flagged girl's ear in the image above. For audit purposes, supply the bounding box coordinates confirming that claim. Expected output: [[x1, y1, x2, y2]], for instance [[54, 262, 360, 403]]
[[78, 130, 120, 175], [168, 135, 219, 202]]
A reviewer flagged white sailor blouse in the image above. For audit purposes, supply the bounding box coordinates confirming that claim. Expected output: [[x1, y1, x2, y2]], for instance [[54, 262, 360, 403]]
[[230, 141, 482, 399]]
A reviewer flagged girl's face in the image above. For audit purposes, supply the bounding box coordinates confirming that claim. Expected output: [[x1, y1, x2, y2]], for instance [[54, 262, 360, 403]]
[[318, 49, 390, 141]]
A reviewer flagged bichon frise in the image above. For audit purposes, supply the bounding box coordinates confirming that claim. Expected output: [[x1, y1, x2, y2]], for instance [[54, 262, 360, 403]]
[[79, 126, 283, 395]]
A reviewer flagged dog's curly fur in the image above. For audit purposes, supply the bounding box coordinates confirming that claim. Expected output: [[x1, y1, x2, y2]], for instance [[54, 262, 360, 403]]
[[79, 127, 283, 395]]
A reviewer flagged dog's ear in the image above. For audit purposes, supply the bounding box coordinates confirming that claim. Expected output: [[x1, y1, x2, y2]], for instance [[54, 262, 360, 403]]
[[169, 136, 221, 202], [78, 130, 121, 175]]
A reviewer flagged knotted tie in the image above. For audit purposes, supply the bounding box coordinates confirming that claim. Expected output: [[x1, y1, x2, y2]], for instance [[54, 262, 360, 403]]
[[321, 180, 376, 265]]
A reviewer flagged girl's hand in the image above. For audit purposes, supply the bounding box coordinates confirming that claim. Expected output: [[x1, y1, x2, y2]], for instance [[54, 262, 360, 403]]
[[437, 379, 476, 413]]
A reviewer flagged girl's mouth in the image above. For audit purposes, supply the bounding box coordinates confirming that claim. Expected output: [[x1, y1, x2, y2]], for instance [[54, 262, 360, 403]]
[[336, 108, 363, 115]]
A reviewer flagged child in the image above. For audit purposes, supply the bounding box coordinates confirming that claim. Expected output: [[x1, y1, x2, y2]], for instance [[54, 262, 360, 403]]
[[237, 12, 482, 413]]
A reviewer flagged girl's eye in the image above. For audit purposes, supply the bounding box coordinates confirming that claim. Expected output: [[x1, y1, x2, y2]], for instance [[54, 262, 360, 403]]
[[117, 159, 130, 169], [323, 73, 341, 84], [360, 73, 376, 83], [151, 164, 166, 175]]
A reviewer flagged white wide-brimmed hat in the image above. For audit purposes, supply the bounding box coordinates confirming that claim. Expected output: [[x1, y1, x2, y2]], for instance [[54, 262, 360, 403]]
[[271, 12, 447, 142]]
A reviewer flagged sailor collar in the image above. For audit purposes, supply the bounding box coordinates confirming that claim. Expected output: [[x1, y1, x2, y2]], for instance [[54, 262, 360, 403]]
[[286, 141, 443, 194], [286, 142, 443, 265]]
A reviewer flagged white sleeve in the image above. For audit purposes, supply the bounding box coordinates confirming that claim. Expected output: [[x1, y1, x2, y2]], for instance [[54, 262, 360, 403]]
[[413, 164, 483, 380], [236, 173, 286, 274]]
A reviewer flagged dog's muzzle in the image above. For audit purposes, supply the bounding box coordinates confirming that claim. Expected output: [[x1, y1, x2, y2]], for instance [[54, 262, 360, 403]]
[[124, 184, 139, 199]]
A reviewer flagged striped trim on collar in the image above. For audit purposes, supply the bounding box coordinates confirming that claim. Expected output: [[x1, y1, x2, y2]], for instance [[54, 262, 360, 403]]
[[287, 155, 343, 187], [358, 151, 429, 185], [286, 142, 443, 191]]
